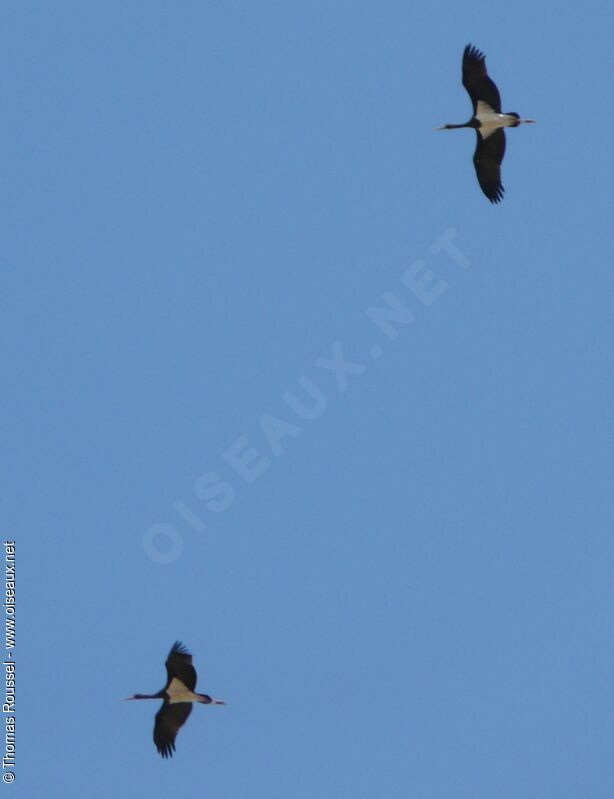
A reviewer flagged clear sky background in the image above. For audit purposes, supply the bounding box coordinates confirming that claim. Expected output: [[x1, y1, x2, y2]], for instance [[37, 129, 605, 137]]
[[4, 2, 613, 797]]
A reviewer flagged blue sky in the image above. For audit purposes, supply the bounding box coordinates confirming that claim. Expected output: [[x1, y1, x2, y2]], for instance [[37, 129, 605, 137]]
[[5, 2, 613, 797]]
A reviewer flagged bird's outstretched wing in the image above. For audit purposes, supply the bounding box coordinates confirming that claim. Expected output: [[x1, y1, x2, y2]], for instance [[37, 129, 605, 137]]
[[462, 44, 501, 114], [165, 641, 197, 691], [154, 701, 193, 758], [473, 129, 506, 203]]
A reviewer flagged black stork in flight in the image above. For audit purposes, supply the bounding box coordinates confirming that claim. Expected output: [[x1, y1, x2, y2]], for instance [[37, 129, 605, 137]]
[[126, 641, 225, 758], [435, 44, 535, 203]]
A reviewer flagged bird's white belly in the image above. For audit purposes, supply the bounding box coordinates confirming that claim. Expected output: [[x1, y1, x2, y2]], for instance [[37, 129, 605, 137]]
[[167, 677, 200, 703], [476, 100, 515, 138]]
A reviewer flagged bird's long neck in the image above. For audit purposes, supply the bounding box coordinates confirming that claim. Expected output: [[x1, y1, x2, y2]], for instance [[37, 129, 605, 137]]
[[131, 691, 165, 700], [434, 120, 476, 131]]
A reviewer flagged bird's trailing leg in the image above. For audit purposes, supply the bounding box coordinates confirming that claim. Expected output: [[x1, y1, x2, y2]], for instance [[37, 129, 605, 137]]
[[198, 694, 226, 705]]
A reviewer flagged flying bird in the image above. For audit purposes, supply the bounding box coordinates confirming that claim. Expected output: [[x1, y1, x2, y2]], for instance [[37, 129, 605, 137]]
[[126, 641, 225, 758], [435, 44, 535, 203]]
